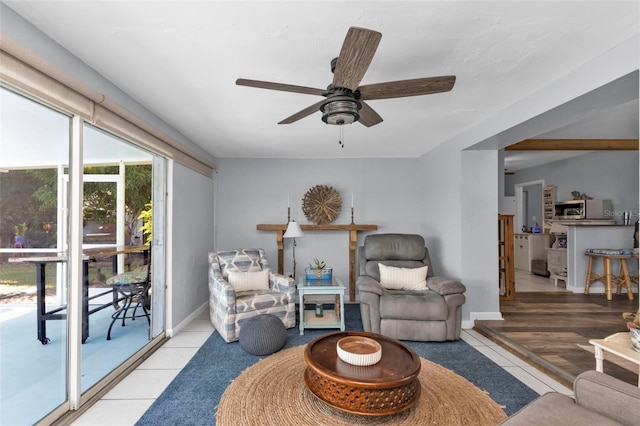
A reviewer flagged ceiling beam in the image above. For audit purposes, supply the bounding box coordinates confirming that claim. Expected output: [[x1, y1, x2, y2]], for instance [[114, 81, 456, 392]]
[[505, 139, 639, 151]]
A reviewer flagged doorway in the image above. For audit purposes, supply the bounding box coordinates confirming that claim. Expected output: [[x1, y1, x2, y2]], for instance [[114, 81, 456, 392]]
[[514, 180, 544, 234], [513, 180, 564, 293]]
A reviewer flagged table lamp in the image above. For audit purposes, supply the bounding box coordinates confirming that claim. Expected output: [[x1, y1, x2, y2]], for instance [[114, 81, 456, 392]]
[[283, 220, 304, 278]]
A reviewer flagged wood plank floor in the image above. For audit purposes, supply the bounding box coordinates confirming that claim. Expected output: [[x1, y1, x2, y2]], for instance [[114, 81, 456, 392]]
[[474, 291, 639, 388]]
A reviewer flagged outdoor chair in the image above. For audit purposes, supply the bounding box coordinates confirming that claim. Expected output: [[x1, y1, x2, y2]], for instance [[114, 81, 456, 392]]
[[105, 250, 151, 340]]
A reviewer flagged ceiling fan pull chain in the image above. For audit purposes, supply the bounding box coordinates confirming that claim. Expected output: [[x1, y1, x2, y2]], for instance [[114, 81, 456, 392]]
[[339, 125, 345, 148]]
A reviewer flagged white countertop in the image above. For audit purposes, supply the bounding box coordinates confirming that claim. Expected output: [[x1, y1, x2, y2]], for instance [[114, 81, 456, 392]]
[[556, 220, 618, 226]]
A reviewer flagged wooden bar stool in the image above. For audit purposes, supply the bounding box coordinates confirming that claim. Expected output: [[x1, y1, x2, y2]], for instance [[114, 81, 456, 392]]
[[584, 249, 635, 301], [630, 254, 639, 288]]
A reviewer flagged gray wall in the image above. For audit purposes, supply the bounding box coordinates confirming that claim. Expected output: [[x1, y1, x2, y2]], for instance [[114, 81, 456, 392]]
[[214, 151, 502, 324], [420, 142, 502, 322], [506, 151, 639, 221], [213, 153, 502, 323], [170, 162, 215, 328], [213, 158, 423, 286], [523, 183, 542, 230], [460, 150, 502, 320]]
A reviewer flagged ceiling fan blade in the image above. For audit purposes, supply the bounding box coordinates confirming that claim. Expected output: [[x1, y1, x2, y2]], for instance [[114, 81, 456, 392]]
[[358, 75, 456, 100], [278, 100, 326, 124], [358, 101, 383, 127], [332, 27, 382, 91], [236, 78, 327, 96]]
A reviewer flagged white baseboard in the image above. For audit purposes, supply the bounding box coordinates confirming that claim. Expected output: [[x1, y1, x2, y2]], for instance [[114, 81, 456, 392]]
[[166, 301, 208, 338], [462, 320, 476, 329], [463, 311, 503, 329], [470, 311, 504, 321]]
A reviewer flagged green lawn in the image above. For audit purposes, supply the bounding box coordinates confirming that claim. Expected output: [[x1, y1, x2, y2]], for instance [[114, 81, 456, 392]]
[[0, 262, 111, 297], [0, 263, 55, 286]]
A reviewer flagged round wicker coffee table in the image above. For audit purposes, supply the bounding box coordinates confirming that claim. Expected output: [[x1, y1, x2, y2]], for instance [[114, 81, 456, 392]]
[[303, 331, 421, 416]]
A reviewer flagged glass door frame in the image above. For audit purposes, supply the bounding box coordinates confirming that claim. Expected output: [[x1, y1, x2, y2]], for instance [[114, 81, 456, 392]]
[[60, 171, 125, 302], [64, 118, 168, 412]]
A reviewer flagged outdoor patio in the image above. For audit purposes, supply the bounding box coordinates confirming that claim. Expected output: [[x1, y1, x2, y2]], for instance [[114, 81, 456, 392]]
[[0, 289, 151, 425]]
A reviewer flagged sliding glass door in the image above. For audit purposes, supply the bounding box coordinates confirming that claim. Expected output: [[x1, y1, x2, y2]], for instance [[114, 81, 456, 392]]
[[0, 87, 71, 424], [0, 86, 167, 424], [80, 124, 157, 392]]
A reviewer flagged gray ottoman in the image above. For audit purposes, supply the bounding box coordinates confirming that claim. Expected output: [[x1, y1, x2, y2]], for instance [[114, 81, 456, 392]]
[[239, 314, 287, 356]]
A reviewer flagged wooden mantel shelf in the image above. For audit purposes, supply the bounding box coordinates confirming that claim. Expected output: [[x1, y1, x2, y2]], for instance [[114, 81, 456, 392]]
[[257, 223, 378, 301]]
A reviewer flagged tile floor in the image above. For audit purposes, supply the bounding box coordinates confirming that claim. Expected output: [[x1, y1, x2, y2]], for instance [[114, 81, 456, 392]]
[[515, 269, 569, 292], [71, 308, 573, 425], [71, 312, 215, 425]]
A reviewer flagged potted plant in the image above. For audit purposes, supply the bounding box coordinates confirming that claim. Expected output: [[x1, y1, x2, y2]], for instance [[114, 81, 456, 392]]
[[137, 202, 152, 245], [622, 311, 640, 352], [13, 222, 28, 246], [305, 258, 332, 281]]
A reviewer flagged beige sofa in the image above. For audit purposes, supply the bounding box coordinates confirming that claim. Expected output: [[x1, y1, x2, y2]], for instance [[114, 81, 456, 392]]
[[501, 370, 640, 426]]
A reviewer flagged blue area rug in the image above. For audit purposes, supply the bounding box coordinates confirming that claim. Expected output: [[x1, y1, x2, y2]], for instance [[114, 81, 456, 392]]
[[136, 305, 538, 425]]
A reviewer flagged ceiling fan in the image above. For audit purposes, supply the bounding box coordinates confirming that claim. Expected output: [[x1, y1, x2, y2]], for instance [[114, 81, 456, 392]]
[[236, 27, 456, 127]]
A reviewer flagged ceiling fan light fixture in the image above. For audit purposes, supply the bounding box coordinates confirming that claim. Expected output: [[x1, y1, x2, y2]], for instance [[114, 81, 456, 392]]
[[321, 98, 361, 125], [237, 27, 455, 127]]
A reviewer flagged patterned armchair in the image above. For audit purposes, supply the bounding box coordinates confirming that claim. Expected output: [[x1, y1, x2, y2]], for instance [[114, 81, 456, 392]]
[[208, 248, 296, 343]]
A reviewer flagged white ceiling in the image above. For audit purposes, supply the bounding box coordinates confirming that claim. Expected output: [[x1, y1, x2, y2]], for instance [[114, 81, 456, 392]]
[[4, 1, 639, 167]]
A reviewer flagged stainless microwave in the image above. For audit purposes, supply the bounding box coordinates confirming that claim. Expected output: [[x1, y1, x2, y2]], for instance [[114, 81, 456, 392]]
[[554, 199, 612, 220]]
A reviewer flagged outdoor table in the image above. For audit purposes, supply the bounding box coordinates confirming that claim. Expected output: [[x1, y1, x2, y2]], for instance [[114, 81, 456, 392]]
[[9, 254, 91, 344], [9, 245, 149, 344]]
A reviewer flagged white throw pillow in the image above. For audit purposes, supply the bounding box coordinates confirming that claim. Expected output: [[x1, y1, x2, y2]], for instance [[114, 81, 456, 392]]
[[378, 264, 428, 291], [227, 269, 270, 292]]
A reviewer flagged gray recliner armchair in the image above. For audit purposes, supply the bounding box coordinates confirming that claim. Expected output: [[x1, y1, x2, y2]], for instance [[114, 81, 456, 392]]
[[357, 233, 466, 341]]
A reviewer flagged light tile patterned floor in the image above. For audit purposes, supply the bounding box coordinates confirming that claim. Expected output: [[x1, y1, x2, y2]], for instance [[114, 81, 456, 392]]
[[72, 310, 572, 425], [515, 269, 569, 292], [71, 311, 215, 426]]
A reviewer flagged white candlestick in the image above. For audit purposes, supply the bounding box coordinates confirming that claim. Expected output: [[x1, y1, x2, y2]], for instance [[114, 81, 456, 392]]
[[351, 194, 354, 208]]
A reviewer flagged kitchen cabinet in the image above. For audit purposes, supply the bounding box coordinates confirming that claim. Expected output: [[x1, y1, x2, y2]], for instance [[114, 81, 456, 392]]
[[543, 185, 556, 234], [515, 233, 551, 273]]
